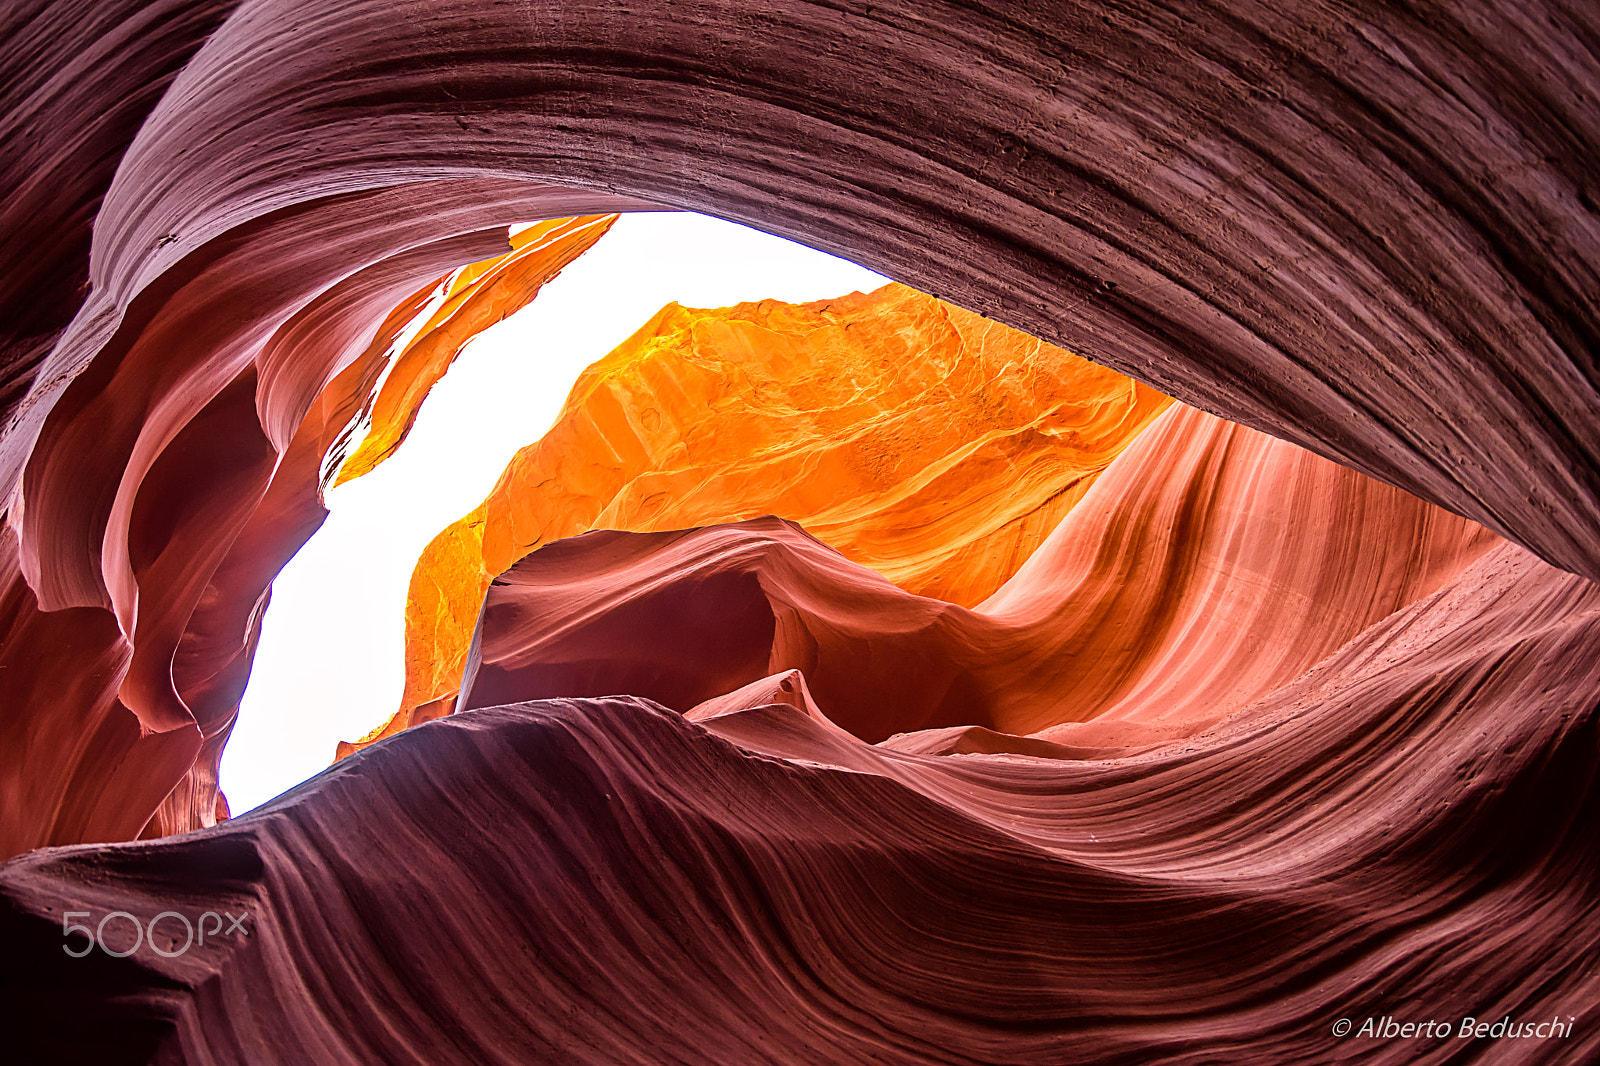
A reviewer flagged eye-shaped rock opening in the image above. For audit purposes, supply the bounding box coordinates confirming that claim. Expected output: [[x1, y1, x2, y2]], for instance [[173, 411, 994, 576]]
[[3, 1, 1600, 1061]]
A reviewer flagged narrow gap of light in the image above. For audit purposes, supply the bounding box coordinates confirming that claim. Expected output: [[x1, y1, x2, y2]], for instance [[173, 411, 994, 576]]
[[220, 213, 890, 813]]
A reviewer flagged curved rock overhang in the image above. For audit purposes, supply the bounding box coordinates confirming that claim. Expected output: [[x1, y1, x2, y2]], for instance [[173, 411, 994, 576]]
[[6, 0, 1599, 573]]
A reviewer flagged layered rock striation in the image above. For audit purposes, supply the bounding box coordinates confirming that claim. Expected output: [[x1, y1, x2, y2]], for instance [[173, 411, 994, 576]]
[[5, 533, 1598, 1063], [3, 0, 1600, 1062], [7, 0, 1600, 579], [0, 209, 620, 859], [456, 403, 1501, 748], [379, 283, 1172, 746]]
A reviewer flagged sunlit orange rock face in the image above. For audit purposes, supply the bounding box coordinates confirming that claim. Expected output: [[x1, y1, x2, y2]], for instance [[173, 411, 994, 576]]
[[457, 404, 1502, 747], [333, 215, 618, 486], [377, 283, 1172, 746]]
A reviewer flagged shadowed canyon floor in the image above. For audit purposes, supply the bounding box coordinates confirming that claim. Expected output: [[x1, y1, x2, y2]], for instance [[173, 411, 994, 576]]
[[5, 0, 1600, 1062]]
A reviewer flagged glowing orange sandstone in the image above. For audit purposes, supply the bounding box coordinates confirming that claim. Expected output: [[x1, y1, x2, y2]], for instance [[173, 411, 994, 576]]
[[352, 284, 1173, 753], [333, 215, 619, 485]]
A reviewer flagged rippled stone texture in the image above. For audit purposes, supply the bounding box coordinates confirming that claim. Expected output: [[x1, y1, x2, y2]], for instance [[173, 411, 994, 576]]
[[3, 0, 1600, 1062], [8, 0, 1599, 579], [378, 283, 1171, 747], [0, 211, 622, 860], [6, 556, 1599, 1063], [456, 405, 1501, 747]]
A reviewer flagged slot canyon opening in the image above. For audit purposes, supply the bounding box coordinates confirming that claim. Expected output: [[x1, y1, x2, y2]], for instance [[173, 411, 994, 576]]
[[221, 211, 890, 812], [223, 205, 1506, 815]]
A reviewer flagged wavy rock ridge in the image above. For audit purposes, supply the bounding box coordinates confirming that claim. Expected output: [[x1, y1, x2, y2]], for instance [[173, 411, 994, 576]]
[[6, 547, 1599, 1063], [458, 404, 1502, 749], [3, 0, 1600, 1063], [0, 209, 619, 860]]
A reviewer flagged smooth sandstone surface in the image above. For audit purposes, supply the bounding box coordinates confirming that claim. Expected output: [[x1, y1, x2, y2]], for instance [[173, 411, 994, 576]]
[[457, 404, 1501, 747], [0, 210, 623, 860], [5, 533, 1599, 1063], [2, 0, 1600, 1062]]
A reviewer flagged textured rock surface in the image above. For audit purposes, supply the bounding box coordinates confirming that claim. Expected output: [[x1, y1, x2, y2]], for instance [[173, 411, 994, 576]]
[[0, 209, 625, 859], [3, 0, 1600, 1062], [5, 547, 1599, 1063], [456, 405, 1501, 747], [381, 283, 1171, 744], [6, 0, 1600, 579]]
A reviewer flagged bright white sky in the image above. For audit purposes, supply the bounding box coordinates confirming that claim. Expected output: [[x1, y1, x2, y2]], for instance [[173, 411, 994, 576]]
[[221, 212, 890, 813]]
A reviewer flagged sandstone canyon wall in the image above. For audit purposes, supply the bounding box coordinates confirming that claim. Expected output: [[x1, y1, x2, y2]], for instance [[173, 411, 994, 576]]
[[0, 206, 622, 859], [3, 1, 1600, 1064], [376, 283, 1173, 747]]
